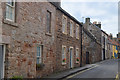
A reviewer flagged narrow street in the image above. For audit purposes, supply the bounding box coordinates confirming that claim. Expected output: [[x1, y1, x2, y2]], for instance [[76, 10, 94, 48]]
[[65, 59, 119, 79]]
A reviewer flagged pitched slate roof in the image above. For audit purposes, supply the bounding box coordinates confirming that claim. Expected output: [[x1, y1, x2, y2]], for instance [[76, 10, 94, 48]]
[[108, 38, 119, 46], [50, 2, 83, 26]]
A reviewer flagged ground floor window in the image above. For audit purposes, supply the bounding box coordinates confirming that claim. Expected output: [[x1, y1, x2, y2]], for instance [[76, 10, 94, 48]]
[[76, 48, 79, 63], [36, 45, 43, 64], [62, 45, 67, 65]]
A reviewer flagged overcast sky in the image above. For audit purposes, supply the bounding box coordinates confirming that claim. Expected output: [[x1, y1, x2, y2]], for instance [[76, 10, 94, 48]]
[[61, 0, 118, 37]]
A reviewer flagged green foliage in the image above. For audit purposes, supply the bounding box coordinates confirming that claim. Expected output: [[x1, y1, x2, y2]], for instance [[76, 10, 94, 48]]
[[36, 63, 45, 70], [36, 64, 41, 68], [62, 58, 66, 62], [77, 58, 79, 61], [11, 76, 23, 80]]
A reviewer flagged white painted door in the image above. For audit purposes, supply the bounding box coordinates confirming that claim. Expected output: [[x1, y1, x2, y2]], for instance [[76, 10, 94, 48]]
[[70, 47, 73, 68], [0, 45, 5, 79]]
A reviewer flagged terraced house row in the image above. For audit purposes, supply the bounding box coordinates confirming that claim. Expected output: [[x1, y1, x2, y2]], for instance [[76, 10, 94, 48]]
[[0, 0, 118, 79], [0, 1, 82, 78]]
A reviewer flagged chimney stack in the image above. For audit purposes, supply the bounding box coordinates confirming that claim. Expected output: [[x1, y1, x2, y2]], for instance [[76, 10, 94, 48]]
[[109, 33, 113, 39], [93, 21, 97, 24], [93, 21, 101, 29], [96, 22, 101, 29], [85, 18, 90, 23]]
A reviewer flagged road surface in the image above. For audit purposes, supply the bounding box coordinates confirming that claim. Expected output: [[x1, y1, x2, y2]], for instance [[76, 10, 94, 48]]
[[65, 59, 119, 80]]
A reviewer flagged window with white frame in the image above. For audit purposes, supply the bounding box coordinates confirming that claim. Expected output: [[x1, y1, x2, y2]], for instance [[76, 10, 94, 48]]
[[62, 45, 67, 64], [76, 24, 79, 39], [6, 0, 15, 21], [36, 45, 43, 64], [70, 20, 74, 37], [76, 48, 79, 63], [62, 15, 67, 34]]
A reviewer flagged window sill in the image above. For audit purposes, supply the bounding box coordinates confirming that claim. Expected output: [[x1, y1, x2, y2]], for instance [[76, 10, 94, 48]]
[[3, 19, 18, 27], [70, 35, 74, 37], [62, 32, 67, 35], [76, 62, 79, 64], [45, 33, 52, 37], [76, 38, 79, 40], [62, 63, 66, 65]]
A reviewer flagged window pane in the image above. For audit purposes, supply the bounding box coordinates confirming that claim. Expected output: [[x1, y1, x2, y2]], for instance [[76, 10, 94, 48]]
[[6, 6, 9, 19], [62, 46, 66, 60], [62, 47, 65, 54], [39, 57, 42, 63], [70, 22, 73, 36], [37, 46, 41, 57], [39, 46, 41, 56], [62, 18, 65, 33], [36, 46, 42, 64], [76, 50, 78, 57], [62, 16, 67, 34], [37, 47, 39, 56], [47, 11, 51, 33], [6, 0, 15, 21], [7, 0, 14, 6], [10, 8, 12, 20], [36, 57, 39, 64]]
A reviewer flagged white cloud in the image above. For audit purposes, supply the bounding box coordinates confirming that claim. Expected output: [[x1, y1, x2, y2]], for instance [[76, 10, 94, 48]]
[[61, 2, 118, 37]]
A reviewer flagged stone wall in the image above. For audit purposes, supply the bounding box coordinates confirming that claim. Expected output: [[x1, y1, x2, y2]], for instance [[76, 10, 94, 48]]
[[55, 9, 82, 71], [82, 29, 102, 65], [2, 2, 57, 78], [0, 1, 2, 42], [82, 18, 102, 65]]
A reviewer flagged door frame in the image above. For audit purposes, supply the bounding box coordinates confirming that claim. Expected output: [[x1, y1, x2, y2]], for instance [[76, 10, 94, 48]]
[[86, 52, 89, 64], [0, 44, 6, 79], [69, 46, 74, 68], [103, 49, 105, 60]]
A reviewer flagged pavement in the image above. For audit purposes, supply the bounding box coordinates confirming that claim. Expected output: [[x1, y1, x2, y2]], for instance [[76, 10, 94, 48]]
[[42, 59, 114, 80]]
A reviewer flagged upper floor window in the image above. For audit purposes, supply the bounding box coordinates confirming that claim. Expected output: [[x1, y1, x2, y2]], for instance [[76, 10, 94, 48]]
[[76, 24, 79, 39], [62, 15, 67, 34], [62, 45, 67, 65], [36, 45, 43, 64], [6, 0, 15, 22], [46, 11, 51, 33], [70, 20, 74, 37]]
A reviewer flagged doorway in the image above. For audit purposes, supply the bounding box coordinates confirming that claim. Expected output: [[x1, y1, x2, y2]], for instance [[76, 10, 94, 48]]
[[0, 44, 5, 79], [86, 52, 89, 64], [69, 47, 73, 68], [103, 49, 105, 60]]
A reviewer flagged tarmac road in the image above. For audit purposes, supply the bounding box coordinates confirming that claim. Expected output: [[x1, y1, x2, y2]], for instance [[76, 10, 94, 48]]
[[65, 59, 119, 80]]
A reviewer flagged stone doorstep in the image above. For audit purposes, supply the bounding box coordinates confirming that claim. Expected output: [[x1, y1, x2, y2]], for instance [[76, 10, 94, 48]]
[[41, 64, 96, 79]]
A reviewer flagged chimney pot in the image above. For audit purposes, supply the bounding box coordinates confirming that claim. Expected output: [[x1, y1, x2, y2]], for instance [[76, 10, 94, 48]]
[[93, 21, 97, 24], [98, 22, 101, 24]]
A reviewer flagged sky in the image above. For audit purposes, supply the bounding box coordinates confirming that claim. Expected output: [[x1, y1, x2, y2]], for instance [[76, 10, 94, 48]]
[[61, 0, 118, 37]]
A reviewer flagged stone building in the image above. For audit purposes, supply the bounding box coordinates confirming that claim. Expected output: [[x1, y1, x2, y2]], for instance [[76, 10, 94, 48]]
[[55, 5, 82, 71], [101, 30, 109, 60], [117, 33, 120, 58], [0, 1, 82, 79], [108, 37, 114, 59], [82, 18, 102, 65], [0, 1, 57, 79]]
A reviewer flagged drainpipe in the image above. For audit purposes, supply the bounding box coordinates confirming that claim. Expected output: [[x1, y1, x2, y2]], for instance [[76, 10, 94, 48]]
[[80, 24, 83, 67]]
